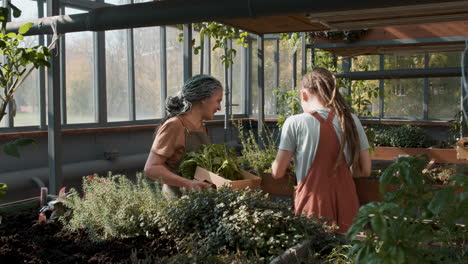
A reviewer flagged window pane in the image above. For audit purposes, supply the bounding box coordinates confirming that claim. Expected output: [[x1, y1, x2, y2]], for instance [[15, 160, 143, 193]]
[[12, 0, 40, 127], [232, 41, 243, 114], [296, 39, 302, 85], [384, 53, 425, 70], [351, 80, 380, 117], [250, 40, 258, 115], [264, 40, 276, 115], [104, 0, 129, 5], [166, 26, 183, 99], [65, 8, 95, 124], [428, 77, 460, 120], [106, 29, 130, 122], [192, 28, 201, 75], [211, 38, 225, 115], [134, 26, 161, 120], [428, 52, 462, 68], [384, 79, 424, 119], [352, 55, 380, 71], [279, 39, 293, 91]]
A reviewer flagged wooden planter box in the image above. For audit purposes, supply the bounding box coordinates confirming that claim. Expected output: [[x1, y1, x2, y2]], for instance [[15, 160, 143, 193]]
[[372, 147, 468, 164], [260, 172, 295, 196], [194, 166, 261, 190], [353, 178, 394, 204], [353, 177, 461, 204]]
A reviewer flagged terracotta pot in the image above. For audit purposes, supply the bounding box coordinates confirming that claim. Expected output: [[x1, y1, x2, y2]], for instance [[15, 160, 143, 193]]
[[260, 172, 295, 196]]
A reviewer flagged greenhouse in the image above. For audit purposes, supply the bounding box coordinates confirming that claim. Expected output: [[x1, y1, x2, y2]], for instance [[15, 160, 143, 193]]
[[0, 0, 467, 263]]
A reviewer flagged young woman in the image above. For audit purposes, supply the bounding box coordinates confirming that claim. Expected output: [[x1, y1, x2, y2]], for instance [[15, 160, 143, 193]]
[[271, 67, 371, 233], [144, 74, 223, 197]]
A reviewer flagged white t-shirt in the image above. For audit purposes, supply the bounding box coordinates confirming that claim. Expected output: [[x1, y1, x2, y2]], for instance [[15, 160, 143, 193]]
[[278, 109, 370, 184]]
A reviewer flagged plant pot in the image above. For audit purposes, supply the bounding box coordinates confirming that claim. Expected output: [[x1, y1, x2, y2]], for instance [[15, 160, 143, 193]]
[[260, 172, 295, 196], [353, 178, 399, 204]]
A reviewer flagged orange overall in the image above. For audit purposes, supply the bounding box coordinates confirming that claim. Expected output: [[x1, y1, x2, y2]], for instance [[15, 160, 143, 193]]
[[294, 111, 360, 233]]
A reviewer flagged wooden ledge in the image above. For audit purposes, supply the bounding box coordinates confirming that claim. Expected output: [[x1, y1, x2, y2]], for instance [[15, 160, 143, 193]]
[[0, 124, 158, 140], [361, 120, 451, 127], [0, 118, 451, 140]]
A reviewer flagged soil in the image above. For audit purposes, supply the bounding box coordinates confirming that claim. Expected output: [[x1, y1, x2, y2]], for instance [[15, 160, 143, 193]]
[[0, 209, 177, 264]]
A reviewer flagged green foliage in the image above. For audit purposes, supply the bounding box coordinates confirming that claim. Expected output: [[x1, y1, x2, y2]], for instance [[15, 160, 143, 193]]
[[178, 22, 248, 67], [160, 187, 341, 260], [0, 4, 50, 158], [2, 138, 36, 158], [275, 88, 302, 129], [371, 125, 435, 148], [347, 155, 468, 264], [62, 174, 343, 261], [179, 143, 242, 181], [0, 182, 6, 198], [309, 30, 368, 42], [235, 120, 278, 176], [447, 111, 468, 147], [61, 173, 167, 241]]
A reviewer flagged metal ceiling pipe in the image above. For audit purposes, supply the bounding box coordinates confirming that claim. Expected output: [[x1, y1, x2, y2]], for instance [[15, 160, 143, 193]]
[[0, 153, 147, 203], [335, 67, 467, 80], [6, 0, 446, 35]]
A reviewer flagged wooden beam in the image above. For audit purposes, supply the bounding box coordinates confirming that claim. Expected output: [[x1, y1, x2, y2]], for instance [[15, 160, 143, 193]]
[[328, 13, 468, 30], [306, 1, 468, 21]]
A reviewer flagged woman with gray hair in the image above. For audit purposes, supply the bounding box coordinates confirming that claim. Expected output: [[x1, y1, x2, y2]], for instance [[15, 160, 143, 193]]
[[144, 74, 223, 195]]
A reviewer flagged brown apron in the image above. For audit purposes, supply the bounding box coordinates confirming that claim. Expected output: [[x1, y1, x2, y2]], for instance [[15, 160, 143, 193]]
[[294, 111, 360, 233], [162, 116, 211, 198]]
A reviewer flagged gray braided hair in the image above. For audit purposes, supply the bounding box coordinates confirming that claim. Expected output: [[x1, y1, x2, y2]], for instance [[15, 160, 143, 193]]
[[160, 74, 222, 126]]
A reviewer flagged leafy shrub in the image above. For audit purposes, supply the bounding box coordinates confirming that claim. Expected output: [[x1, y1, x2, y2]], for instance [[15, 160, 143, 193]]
[[372, 125, 435, 148], [347, 155, 467, 263], [275, 88, 302, 129], [61, 173, 167, 241], [160, 187, 341, 260], [179, 143, 242, 181]]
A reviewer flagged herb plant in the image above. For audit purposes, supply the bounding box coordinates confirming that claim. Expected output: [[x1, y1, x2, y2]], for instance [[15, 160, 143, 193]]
[[179, 143, 242, 181], [61, 173, 167, 241], [235, 121, 279, 176], [347, 154, 467, 263], [61, 173, 344, 262]]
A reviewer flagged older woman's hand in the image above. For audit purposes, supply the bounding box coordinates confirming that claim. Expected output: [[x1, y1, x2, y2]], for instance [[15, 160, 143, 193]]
[[187, 179, 212, 191]]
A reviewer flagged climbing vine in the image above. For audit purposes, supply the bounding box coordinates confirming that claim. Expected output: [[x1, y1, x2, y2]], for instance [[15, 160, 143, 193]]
[[177, 22, 248, 67]]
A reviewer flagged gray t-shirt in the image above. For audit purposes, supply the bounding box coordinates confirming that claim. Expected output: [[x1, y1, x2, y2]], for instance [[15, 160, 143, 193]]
[[278, 109, 370, 184]]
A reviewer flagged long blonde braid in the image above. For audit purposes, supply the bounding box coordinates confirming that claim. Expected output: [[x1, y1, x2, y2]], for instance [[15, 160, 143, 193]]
[[301, 67, 362, 177]]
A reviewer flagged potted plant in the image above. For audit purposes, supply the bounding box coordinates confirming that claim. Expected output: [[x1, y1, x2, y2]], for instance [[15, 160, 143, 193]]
[[235, 120, 296, 196], [354, 154, 466, 204], [179, 143, 261, 190], [368, 124, 468, 164], [347, 154, 467, 263]]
